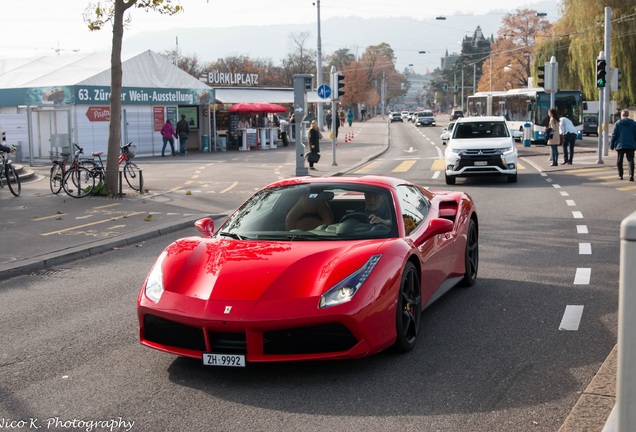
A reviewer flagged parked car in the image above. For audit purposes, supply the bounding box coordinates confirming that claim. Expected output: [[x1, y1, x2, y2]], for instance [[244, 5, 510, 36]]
[[450, 110, 464, 121], [440, 121, 456, 145], [390, 112, 403, 122], [583, 114, 599, 136], [415, 111, 436, 127], [444, 116, 518, 184], [137, 176, 479, 365]]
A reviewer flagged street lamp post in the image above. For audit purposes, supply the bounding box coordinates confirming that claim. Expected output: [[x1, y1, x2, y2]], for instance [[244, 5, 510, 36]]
[[314, 1, 324, 130]]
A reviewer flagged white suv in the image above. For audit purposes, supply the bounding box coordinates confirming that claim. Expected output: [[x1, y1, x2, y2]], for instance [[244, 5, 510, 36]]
[[444, 116, 518, 184]]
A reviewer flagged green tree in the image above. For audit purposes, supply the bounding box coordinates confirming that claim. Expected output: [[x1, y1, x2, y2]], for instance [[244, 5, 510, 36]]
[[84, 0, 188, 196], [534, 0, 635, 106]]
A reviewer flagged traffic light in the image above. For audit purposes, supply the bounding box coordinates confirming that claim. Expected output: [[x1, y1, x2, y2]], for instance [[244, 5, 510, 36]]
[[538, 62, 552, 90], [596, 59, 607, 88], [611, 67, 622, 92], [334, 72, 345, 98], [442, 83, 448, 92], [454, 83, 459, 93]]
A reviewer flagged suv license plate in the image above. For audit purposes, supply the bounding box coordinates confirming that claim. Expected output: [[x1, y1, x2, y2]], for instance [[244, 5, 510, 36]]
[[474, 161, 488, 166], [202, 353, 245, 367]]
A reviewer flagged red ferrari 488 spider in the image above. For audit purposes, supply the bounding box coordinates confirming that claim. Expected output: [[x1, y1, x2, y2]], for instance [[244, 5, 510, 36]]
[[137, 176, 478, 366]]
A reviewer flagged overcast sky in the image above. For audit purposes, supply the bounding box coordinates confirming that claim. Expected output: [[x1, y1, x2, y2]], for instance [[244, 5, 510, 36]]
[[1, 0, 560, 65]]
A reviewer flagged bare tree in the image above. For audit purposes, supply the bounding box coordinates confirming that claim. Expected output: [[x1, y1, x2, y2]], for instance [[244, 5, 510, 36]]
[[84, 0, 186, 195]]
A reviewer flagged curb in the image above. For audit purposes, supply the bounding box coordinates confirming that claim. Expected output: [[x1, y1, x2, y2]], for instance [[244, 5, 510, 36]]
[[0, 216, 202, 281]]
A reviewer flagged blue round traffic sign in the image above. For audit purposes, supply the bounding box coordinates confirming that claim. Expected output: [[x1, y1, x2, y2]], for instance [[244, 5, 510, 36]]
[[317, 84, 331, 99]]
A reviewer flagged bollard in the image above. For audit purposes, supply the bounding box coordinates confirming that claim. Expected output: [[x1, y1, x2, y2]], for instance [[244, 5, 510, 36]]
[[523, 122, 531, 147], [613, 211, 636, 431]]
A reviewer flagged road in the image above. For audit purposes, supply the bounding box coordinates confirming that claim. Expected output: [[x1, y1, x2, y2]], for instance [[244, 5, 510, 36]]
[[0, 118, 629, 431]]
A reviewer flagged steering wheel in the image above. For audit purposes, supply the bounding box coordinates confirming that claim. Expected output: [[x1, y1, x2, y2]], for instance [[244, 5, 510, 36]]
[[340, 212, 369, 223]]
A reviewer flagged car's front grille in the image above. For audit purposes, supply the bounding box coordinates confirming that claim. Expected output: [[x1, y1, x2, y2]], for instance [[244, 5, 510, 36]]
[[263, 323, 358, 355], [462, 148, 502, 156], [143, 314, 206, 351], [208, 331, 247, 354]]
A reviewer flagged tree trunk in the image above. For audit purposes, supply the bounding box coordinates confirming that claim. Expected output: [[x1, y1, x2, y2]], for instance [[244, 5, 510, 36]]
[[106, 0, 136, 196]]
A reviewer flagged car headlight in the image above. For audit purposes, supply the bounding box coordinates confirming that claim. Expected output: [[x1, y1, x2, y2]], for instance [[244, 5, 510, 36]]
[[319, 255, 381, 308], [501, 146, 514, 154], [145, 251, 168, 302]]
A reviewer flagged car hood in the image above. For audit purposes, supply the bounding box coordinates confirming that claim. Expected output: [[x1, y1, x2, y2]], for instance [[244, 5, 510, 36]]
[[156, 237, 387, 302], [448, 137, 514, 150]]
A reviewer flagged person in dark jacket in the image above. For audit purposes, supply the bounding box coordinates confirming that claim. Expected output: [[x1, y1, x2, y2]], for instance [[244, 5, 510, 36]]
[[610, 109, 636, 181], [176, 114, 190, 156], [308, 120, 321, 170]]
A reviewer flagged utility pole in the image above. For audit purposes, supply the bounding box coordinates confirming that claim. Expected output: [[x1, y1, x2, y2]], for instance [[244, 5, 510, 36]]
[[315, 0, 324, 131]]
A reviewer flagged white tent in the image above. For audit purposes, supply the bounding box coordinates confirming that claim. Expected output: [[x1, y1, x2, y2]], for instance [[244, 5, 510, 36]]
[[0, 50, 210, 90]]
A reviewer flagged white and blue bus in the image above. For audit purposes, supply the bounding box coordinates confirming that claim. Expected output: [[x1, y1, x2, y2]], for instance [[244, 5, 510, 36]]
[[466, 88, 584, 143]]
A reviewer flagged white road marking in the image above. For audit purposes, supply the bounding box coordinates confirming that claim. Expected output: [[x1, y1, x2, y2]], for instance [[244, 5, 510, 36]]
[[566, 200, 576, 206], [577, 225, 589, 234], [572, 211, 583, 219], [552, 184, 562, 189], [432, 171, 440, 179], [560, 191, 570, 196], [559, 305, 584, 331], [579, 243, 592, 254], [574, 268, 591, 285]]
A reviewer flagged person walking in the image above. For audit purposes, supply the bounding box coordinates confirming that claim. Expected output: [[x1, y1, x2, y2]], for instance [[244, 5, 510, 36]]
[[160, 119, 177, 157], [610, 109, 636, 181], [559, 115, 578, 165], [307, 120, 321, 171], [338, 108, 346, 127], [347, 109, 354, 127], [176, 114, 190, 156], [547, 109, 561, 166], [325, 111, 332, 131]]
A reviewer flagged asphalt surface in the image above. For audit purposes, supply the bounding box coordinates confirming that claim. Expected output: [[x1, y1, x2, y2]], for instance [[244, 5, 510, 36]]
[[0, 118, 617, 431]]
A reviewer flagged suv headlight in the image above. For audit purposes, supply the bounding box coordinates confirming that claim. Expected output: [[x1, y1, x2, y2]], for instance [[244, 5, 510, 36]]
[[501, 146, 514, 154]]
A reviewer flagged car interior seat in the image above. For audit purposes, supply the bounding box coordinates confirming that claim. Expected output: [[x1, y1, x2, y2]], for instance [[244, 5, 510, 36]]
[[285, 194, 335, 230]]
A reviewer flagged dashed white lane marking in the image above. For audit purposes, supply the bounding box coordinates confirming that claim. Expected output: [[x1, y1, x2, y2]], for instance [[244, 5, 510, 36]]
[[577, 225, 589, 234], [432, 171, 440, 179], [574, 268, 592, 285], [559, 305, 584, 331], [566, 199, 576, 206], [552, 184, 562, 189], [560, 191, 570, 196], [579, 243, 592, 254], [572, 211, 584, 219]]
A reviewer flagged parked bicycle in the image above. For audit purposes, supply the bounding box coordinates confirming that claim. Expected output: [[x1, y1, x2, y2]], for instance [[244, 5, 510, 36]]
[[50, 145, 96, 195], [88, 142, 142, 192], [0, 145, 21, 197], [60, 144, 95, 198]]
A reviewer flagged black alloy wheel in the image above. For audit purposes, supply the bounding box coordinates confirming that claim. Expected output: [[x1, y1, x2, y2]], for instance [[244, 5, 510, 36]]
[[393, 262, 422, 352], [460, 219, 479, 287]]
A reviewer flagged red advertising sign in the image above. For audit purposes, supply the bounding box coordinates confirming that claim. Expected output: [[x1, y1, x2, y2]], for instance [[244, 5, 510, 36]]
[[86, 106, 111, 122], [153, 106, 165, 131]]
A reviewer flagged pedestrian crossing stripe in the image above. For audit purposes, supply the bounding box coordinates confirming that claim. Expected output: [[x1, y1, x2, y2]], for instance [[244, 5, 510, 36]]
[[393, 160, 417, 172], [355, 159, 526, 174]]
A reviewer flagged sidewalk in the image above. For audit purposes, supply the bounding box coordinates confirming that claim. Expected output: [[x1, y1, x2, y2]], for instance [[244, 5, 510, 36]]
[[0, 118, 389, 280], [0, 119, 616, 431]]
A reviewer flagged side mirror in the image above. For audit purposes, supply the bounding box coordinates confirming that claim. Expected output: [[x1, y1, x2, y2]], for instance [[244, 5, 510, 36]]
[[194, 217, 215, 238], [415, 218, 454, 245]]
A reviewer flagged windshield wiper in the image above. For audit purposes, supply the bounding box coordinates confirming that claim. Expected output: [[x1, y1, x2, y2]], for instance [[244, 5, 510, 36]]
[[286, 234, 323, 240], [218, 231, 244, 240]]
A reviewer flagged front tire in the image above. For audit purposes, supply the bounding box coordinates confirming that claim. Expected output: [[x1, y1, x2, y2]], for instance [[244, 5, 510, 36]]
[[393, 262, 421, 353], [123, 162, 142, 191], [6, 164, 20, 197], [50, 164, 63, 194], [62, 167, 95, 198], [459, 219, 479, 287]]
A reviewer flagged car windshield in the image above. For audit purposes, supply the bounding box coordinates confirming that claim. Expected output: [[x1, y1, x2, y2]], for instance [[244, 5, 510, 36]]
[[453, 121, 509, 139], [419, 112, 433, 117], [217, 183, 399, 240]]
